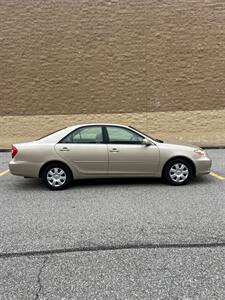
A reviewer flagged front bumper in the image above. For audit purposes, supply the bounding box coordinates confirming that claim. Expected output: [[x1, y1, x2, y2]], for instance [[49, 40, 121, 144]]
[[195, 156, 212, 175]]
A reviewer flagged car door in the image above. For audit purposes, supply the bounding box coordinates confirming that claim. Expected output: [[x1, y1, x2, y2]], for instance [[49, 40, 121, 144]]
[[105, 126, 159, 175], [55, 125, 108, 175]]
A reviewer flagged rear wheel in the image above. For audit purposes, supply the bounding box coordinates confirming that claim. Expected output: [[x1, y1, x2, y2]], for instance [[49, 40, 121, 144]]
[[42, 163, 72, 190], [163, 159, 193, 185]]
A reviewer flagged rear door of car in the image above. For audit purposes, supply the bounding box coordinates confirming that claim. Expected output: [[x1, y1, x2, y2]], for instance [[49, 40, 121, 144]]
[[105, 125, 159, 175], [55, 125, 108, 175]]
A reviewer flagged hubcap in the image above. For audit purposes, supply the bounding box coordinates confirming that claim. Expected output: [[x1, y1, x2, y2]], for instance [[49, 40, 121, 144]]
[[169, 163, 189, 183], [47, 167, 66, 187]]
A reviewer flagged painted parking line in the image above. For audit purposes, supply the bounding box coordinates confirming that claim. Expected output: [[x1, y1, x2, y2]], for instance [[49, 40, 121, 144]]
[[209, 171, 225, 181], [0, 168, 9, 177]]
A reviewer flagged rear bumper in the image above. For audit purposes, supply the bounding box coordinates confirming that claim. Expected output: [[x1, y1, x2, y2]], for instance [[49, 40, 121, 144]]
[[195, 156, 212, 175], [9, 160, 40, 178]]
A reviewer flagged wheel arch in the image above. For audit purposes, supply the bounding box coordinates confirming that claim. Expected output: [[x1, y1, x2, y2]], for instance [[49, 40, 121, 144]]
[[162, 156, 196, 177], [39, 160, 74, 179]]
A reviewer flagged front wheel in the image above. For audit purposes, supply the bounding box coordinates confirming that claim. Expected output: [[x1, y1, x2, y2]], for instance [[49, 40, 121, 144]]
[[42, 163, 72, 190], [163, 159, 193, 186]]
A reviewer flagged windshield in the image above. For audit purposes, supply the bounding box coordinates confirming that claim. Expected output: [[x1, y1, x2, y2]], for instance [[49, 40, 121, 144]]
[[129, 126, 164, 143]]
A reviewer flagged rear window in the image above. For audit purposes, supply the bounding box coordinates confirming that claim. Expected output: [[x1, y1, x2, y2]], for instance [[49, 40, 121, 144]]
[[36, 127, 67, 140]]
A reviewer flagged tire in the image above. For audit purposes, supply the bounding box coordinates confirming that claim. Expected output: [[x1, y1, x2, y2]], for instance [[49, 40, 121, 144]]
[[42, 163, 73, 190], [163, 158, 193, 186]]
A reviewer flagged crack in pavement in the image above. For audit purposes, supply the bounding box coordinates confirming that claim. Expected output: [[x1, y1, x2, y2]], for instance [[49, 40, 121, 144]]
[[34, 257, 48, 300], [1, 241, 225, 259]]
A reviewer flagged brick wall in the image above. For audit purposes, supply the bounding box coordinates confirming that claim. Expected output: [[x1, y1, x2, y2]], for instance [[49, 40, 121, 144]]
[[0, 0, 225, 147]]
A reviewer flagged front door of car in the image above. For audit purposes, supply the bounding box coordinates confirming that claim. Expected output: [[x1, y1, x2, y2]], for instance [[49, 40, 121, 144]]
[[105, 126, 159, 175], [55, 125, 108, 175]]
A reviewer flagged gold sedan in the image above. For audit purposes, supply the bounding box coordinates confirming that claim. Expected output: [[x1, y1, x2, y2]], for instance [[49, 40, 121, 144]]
[[9, 124, 212, 190]]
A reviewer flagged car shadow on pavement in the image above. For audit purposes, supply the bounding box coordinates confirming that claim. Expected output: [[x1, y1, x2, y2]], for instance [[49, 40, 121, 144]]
[[72, 175, 213, 189], [10, 177, 163, 191], [74, 177, 163, 187]]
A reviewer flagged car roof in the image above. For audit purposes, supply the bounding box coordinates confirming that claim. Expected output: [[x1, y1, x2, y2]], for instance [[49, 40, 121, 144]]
[[66, 123, 130, 129], [37, 123, 134, 143]]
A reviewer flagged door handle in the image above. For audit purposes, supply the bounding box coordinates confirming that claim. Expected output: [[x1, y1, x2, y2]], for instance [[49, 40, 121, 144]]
[[109, 148, 119, 153], [59, 147, 70, 152]]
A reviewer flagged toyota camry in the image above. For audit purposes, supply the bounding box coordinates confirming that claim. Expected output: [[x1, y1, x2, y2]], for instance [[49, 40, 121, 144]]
[[9, 123, 212, 190]]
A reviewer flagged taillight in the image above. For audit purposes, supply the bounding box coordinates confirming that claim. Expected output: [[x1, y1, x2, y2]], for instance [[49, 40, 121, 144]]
[[12, 145, 18, 158]]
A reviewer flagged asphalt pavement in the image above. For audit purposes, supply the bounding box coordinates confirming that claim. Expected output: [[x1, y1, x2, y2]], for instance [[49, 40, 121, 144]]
[[0, 150, 225, 300]]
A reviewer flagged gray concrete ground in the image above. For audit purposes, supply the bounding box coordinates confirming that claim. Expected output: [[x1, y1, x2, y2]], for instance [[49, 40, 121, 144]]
[[0, 150, 225, 300]]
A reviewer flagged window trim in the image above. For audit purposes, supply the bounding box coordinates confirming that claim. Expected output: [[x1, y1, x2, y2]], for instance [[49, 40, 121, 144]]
[[104, 125, 145, 145], [58, 125, 106, 144]]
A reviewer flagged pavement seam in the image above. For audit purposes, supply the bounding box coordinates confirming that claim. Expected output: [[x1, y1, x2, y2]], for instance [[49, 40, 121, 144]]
[[34, 256, 48, 300], [2, 242, 225, 259]]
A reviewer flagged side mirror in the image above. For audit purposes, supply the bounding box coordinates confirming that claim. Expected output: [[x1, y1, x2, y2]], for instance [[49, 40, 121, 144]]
[[142, 138, 152, 146]]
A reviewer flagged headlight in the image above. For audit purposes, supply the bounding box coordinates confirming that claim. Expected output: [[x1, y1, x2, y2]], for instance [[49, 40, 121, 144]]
[[194, 148, 206, 156]]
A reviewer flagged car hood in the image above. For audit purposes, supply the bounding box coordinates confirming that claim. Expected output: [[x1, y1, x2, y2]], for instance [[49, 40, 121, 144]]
[[156, 141, 199, 150]]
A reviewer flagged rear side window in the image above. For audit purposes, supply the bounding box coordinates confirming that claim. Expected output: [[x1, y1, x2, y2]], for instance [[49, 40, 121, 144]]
[[60, 126, 103, 144]]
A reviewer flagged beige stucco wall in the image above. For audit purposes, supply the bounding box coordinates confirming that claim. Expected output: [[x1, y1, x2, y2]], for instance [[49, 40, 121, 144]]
[[1, 110, 225, 148]]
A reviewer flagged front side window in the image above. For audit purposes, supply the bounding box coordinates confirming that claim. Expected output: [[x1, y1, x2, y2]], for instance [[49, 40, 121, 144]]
[[106, 126, 143, 144], [61, 126, 103, 144]]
